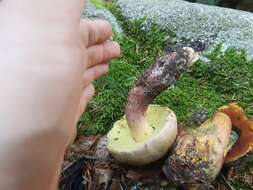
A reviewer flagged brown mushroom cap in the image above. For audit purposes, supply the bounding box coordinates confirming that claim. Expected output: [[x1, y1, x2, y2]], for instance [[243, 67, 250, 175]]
[[219, 103, 253, 163]]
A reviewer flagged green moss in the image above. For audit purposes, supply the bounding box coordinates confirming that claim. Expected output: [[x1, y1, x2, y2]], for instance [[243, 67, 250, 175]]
[[89, 0, 106, 9], [155, 75, 223, 123], [192, 45, 253, 107]]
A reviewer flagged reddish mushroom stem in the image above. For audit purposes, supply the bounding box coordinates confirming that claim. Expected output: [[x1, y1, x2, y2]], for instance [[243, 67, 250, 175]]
[[126, 47, 201, 142]]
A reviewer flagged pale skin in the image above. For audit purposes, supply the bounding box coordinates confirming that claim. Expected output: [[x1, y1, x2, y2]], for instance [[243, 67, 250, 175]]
[[0, 0, 120, 189]]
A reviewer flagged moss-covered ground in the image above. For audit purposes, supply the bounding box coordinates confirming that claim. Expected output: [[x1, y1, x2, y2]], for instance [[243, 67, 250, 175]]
[[81, 0, 253, 189]]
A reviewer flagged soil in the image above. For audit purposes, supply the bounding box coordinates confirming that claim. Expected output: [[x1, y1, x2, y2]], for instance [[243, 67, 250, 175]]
[[59, 135, 253, 190]]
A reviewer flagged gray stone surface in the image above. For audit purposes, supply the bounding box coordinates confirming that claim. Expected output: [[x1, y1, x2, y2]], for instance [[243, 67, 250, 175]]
[[83, 2, 123, 34], [116, 0, 253, 58]]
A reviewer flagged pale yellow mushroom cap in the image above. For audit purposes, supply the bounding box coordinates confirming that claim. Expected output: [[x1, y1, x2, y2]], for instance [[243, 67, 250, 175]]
[[107, 105, 177, 165]]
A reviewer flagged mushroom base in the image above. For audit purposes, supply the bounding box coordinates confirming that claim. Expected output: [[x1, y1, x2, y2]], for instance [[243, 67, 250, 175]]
[[107, 105, 177, 166], [163, 113, 232, 188]]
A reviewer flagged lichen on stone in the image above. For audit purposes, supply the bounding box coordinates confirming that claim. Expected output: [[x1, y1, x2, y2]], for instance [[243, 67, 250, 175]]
[[116, 0, 253, 58]]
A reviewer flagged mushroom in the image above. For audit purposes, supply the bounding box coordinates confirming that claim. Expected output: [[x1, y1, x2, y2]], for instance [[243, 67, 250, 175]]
[[163, 112, 232, 188], [219, 103, 253, 163], [107, 46, 202, 165]]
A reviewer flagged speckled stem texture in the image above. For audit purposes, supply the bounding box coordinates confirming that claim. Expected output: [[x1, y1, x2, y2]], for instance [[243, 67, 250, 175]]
[[126, 47, 198, 131]]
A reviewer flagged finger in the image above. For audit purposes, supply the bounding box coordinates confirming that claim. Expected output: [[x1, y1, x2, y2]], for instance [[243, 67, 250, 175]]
[[71, 84, 95, 145], [87, 41, 120, 68], [80, 19, 113, 47], [68, 127, 77, 145], [83, 64, 109, 87], [79, 84, 95, 115]]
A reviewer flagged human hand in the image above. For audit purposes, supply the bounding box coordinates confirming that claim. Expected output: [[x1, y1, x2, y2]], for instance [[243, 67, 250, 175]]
[[0, 0, 120, 189]]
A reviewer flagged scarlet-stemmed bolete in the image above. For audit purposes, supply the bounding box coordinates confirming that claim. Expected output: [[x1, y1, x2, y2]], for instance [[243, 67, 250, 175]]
[[107, 47, 201, 165], [163, 112, 232, 188], [219, 103, 253, 163]]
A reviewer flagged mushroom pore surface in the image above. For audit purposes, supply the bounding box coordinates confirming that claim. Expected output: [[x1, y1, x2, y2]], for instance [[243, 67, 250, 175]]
[[107, 105, 177, 165], [126, 47, 200, 142]]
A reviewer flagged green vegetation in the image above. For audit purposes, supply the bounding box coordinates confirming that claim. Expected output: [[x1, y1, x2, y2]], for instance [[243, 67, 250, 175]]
[[89, 0, 106, 9], [192, 46, 253, 107]]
